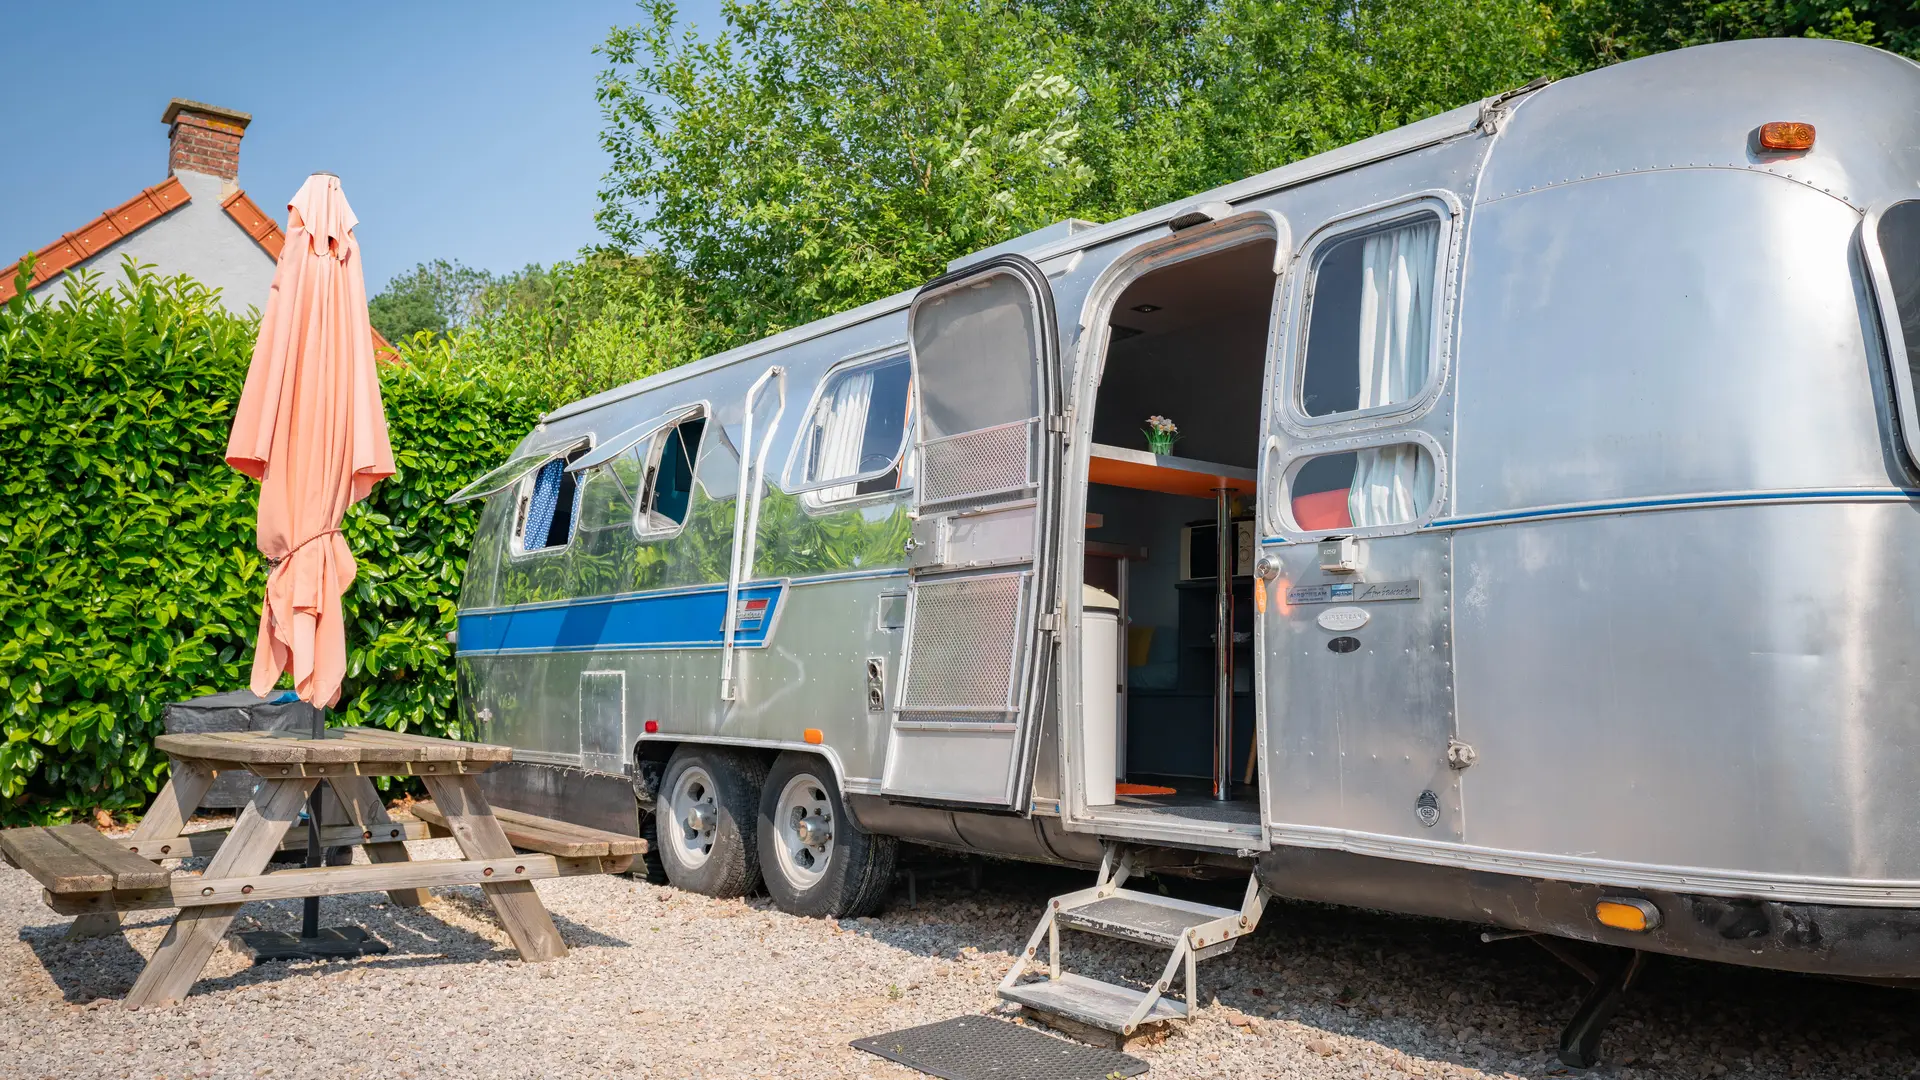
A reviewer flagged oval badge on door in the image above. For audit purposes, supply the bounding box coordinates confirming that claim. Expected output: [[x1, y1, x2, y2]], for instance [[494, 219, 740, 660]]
[[1316, 606, 1370, 633]]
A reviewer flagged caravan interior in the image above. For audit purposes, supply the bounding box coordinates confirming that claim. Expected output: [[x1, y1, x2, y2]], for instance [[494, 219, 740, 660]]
[[1079, 236, 1278, 830]]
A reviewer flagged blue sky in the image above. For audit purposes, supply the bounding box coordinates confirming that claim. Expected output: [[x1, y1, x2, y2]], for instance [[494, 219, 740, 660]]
[[0, 1, 724, 293]]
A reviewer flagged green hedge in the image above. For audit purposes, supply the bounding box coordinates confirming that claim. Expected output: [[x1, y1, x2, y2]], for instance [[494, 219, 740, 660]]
[[0, 261, 557, 824]]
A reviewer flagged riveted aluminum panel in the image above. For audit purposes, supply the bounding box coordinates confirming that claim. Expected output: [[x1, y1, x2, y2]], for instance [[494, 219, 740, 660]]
[[1478, 38, 1920, 216], [1265, 534, 1459, 842], [1454, 501, 1920, 880], [1453, 170, 1892, 517], [579, 670, 626, 775]]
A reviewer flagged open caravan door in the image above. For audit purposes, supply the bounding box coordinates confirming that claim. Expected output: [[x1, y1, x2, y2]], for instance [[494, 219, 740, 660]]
[[881, 256, 1063, 808]]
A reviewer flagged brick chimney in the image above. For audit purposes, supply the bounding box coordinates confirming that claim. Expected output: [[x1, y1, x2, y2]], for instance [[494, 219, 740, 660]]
[[161, 98, 252, 183]]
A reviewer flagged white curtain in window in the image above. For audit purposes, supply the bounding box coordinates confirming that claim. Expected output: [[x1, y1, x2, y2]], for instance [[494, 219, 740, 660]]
[[1350, 219, 1439, 527], [812, 369, 876, 502]]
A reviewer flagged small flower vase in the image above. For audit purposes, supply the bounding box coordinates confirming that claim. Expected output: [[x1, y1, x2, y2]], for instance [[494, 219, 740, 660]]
[[1146, 432, 1176, 456]]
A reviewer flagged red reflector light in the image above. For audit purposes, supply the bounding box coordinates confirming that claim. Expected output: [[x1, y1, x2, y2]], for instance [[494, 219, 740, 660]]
[[1757, 121, 1815, 152], [644, 720, 659, 734]]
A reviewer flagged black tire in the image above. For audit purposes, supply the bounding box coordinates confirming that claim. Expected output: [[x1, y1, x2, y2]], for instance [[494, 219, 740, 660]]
[[655, 746, 766, 897], [633, 811, 669, 885], [757, 752, 897, 918]]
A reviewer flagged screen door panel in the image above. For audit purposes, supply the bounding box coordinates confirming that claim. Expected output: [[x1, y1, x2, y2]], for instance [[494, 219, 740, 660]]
[[884, 257, 1059, 807], [897, 571, 1030, 722]]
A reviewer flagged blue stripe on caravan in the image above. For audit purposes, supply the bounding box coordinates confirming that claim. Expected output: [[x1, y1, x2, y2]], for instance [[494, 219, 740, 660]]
[[1261, 488, 1920, 544], [1431, 488, 1920, 529], [456, 581, 785, 657]]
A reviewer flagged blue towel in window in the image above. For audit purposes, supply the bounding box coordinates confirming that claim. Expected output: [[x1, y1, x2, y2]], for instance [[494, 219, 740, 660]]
[[525, 459, 565, 551]]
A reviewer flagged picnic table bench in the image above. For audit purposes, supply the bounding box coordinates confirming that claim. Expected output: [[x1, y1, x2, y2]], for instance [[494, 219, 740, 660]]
[[0, 727, 644, 1008]]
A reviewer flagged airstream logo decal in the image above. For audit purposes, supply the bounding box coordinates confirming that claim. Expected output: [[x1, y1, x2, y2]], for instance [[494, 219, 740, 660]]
[[732, 597, 770, 631], [1286, 579, 1421, 606], [1316, 606, 1370, 632]]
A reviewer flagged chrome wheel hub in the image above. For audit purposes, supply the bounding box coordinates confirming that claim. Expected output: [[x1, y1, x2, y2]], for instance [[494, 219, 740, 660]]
[[772, 773, 836, 891], [666, 765, 720, 870]]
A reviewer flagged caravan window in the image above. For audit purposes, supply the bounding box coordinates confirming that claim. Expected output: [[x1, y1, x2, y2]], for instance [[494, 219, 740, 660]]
[[637, 417, 707, 536], [512, 449, 588, 554], [1285, 444, 1436, 532], [1299, 212, 1443, 419], [791, 353, 912, 503], [1877, 201, 1920, 468], [575, 446, 644, 533]]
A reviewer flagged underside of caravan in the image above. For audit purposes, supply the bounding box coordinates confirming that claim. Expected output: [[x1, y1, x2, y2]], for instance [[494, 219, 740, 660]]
[[451, 39, 1920, 1067]]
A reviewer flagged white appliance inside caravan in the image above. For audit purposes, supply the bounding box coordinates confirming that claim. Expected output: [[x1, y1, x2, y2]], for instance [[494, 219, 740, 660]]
[[1075, 237, 1276, 836]]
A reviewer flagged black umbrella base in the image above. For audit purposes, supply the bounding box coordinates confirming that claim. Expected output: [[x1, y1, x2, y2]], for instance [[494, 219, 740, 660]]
[[235, 927, 389, 963]]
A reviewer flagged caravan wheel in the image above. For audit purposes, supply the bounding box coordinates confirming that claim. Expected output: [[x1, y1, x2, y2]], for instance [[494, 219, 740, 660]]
[[657, 746, 765, 898], [757, 752, 896, 918]]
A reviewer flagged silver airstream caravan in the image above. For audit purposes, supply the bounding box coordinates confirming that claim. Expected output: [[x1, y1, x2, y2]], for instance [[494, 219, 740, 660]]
[[448, 39, 1920, 1065]]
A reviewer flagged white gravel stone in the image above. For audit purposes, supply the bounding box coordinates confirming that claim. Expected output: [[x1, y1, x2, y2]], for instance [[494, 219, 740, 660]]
[[0, 823, 1913, 1079]]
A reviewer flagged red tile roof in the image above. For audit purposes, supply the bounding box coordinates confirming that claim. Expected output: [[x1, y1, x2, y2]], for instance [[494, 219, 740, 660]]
[[0, 177, 191, 302], [4, 179, 398, 362]]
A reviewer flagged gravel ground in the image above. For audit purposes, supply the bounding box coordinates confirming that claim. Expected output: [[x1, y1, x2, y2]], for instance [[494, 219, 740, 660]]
[[1, 822, 1916, 1080]]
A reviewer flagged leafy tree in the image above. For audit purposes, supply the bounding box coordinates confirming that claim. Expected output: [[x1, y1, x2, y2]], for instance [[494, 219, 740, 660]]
[[368, 258, 497, 342], [597, 0, 1096, 343], [448, 249, 711, 404], [1559, 0, 1920, 65], [1041, 0, 1565, 217], [596, 0, 1563, 337]]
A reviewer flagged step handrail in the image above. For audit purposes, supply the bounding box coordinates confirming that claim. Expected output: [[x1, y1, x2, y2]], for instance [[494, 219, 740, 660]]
[[720, 365, 787, 702]]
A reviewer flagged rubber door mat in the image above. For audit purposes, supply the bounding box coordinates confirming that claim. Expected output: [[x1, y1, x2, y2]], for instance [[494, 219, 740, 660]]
[[852, 1015, 1148, 1080]]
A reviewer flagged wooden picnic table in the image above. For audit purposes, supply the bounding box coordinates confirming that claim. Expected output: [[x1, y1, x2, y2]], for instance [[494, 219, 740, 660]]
[[0, 727, 644, 1009]]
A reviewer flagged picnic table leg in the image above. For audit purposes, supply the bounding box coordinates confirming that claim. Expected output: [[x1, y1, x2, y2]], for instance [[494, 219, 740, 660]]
[[420, 773, 567, 962], [67, 760, 218, 941], [124, 777, 317, 1009], [327, 775, 429, 907]]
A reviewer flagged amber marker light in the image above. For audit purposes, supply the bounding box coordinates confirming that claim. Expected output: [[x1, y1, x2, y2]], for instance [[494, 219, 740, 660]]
[[1756, 121, 1816, 152], [803, 728, 824, 745], [1595, 897, 1661, 932]]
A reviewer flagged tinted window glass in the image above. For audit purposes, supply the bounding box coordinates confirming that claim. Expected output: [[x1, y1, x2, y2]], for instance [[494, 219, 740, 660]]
[[798, 355, 912, 501], [642, 418, 705, 532], [1878, 201, 1920, 415], [1301, 215, 1441, 417], [1287, 444, 1435, 531]]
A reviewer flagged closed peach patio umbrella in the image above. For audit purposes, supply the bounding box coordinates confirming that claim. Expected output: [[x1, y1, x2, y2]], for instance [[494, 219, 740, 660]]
[[224, 172, 393, 953], [227, 172, 393, 707]]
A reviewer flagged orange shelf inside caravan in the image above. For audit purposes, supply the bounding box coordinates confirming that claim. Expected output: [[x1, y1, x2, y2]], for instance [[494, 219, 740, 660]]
[[1087, 442, 1256, 499]]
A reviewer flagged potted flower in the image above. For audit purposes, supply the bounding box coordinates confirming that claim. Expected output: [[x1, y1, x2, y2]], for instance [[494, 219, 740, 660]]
[[1143, 415, 1180, 456]]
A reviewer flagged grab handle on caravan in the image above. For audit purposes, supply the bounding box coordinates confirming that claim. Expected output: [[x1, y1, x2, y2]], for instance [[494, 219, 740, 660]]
[[721, 365, 787, 703]]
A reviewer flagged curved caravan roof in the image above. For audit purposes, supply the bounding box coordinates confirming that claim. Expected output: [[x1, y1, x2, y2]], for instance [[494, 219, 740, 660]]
[[539, 37, 1920, 432]]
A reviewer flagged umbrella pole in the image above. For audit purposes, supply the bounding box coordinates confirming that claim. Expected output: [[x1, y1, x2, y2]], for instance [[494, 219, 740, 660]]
[[302, 705, 325, 939], [234, 701, 389, 963]]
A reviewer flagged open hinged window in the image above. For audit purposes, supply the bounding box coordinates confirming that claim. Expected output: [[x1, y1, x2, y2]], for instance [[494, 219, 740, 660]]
[[563, 404, 710, 539], [636, 414, 707, 536], [784, 352, 913, 505], [510, 446, 592, 555], [445, 437, 593, 506]]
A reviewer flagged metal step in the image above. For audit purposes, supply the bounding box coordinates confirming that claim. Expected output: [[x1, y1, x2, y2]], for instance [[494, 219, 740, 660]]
[[1055, 891, 1238, 949], [1000, 972, 1186, 1033]]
